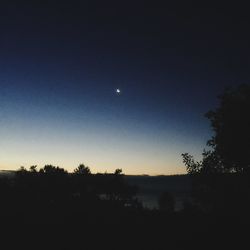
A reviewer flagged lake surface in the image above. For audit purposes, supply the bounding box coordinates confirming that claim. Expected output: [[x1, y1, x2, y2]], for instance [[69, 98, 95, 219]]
[[125, 175, 192, 210]]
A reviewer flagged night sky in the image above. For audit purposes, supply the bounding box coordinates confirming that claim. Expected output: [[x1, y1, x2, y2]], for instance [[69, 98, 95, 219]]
[[0, 1, 249, 174]]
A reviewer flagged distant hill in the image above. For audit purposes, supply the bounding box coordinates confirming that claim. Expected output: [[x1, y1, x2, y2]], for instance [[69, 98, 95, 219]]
[[0, 170, 16, 178]]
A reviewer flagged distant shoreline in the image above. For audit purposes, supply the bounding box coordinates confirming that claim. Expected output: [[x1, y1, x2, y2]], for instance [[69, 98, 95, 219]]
[[0, 169, 187, 177]]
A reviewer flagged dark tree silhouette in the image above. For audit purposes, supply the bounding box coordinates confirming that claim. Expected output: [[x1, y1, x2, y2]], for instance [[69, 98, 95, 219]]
[[17, 166, 27, 173], [114, 168, 123, 175], [182, 84, 250, 213], [182, 150, 224, 174], [206, 84, 250, 173], [74, 164, 91, 175], [182, 153, 201, 174], [29, 165, 37, 172], [41, 164, 68, 174], [183, 84, 250, 174]]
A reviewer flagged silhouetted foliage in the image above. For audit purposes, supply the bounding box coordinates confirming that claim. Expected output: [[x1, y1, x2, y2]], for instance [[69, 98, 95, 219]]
[[182, 150, 224, 175], [41, 164, 68, 174], [183, 84, 250, 174], [114, 168, 123, 175], [73, 164, 91, 175], [206, 84, 250, 173], [182, 153, 201, 174], [29, 165, 37, 172], [17, 166, 27, 173], [182, 85, 250, 214]]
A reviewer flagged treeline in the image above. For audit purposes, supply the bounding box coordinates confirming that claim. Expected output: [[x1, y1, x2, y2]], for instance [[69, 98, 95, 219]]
[[0, 164, 142, 224]]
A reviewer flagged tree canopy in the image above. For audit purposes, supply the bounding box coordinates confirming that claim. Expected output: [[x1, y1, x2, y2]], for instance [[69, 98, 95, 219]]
[[183, 84, 250, 174], [182, 85, 250, 213], [73, 164, 91, 175], [206, 85, 250, 172]]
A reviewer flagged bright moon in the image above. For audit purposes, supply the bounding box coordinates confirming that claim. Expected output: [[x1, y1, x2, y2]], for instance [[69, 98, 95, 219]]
[[116, 88, 121, 94]]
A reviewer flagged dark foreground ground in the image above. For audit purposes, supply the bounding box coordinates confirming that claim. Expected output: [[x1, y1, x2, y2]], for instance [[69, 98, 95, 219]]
[[0, 171, 249, 249], [1, 211, 249, 250]]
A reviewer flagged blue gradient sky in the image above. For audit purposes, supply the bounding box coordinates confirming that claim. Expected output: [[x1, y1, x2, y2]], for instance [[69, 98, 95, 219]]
[[0, 2, 249, 174]]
